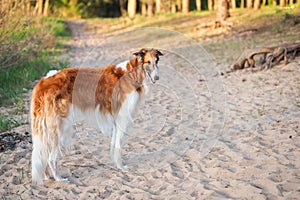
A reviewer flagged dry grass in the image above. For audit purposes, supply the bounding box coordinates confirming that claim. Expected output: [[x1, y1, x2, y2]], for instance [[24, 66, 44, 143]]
[[0, 11, 56, 69], [0, 10, 70, 131]]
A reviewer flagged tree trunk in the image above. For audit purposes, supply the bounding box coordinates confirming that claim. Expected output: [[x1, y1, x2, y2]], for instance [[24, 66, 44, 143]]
[[182, 0, 189, 13], [241, 0, 245, 8], [280, 0, 285, 7], [119, 0, 127, 16], [214, 0, 218, 10], [148, 0, 154, 17], [196, 0, 201, 10], [217, 0, 230, 21], [254, 0, 261, 9], [26, 0, 31, 14], [0, 0, 5, 12], [208, 0, 214, 10], [127, 0, 136, 19], [33, 1, 38, 15], [141, 2, 147, 16], [43, 0, 49, 16], [231, 0, 236, 9], [247, 0, 253, 8], [20, 0, 25, 12], [177, 0, 182, 12], [156, 0, 161, 12], [37, 0, 43, 16], [8, 0, 12, 11], [4, 0, 12, 12], [171, 0, 177, 13], [272, 0, 276, 6]]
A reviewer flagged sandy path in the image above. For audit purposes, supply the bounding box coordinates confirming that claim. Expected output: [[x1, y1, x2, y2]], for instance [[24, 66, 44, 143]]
[[0, 20, 299, 199]]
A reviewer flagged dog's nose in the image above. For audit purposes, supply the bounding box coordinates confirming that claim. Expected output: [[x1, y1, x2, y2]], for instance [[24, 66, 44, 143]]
[[154, 75, 159, 81]]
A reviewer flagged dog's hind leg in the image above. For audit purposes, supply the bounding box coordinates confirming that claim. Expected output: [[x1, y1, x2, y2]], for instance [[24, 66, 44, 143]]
[[31, 134, 49, 184], [47, 151, 69, 182], [48, 117, 74, 182], [47, 147, 62, 181], [110, 125, 117, 164]]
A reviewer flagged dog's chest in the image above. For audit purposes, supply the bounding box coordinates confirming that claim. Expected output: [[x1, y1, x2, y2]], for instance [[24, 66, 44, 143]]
[[119, 91, 140, 117]]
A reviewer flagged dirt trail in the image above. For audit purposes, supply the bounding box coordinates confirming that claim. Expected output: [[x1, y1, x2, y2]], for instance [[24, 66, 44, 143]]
[[0, 20, 299, 199]]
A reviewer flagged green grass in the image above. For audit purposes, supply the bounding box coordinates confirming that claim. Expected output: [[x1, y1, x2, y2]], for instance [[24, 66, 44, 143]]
[[0, 113, 19, 132], [0, 18, 70, 132], [45, 18, 72, 38], [0, 54, 65, 105]]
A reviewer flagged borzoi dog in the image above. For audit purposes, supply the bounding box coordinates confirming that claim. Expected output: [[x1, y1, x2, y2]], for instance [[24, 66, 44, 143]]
[[30, 48, 163, 184]]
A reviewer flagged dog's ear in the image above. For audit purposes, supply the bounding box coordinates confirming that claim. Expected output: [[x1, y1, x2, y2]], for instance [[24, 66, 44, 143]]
[[128, 58, 138, 71], [133, 49, 146, 58], [155, 49, 163, 56]]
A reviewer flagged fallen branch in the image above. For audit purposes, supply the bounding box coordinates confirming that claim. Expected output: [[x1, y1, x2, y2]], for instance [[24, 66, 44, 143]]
[[197, 20, 233, 29], [231, 41, 300, 72]]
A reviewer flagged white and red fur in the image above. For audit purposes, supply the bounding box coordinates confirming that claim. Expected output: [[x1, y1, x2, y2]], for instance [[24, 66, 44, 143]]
[[30, 48, 163, 184]]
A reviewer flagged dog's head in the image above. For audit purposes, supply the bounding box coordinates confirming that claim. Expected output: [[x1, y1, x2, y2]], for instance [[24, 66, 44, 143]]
[[133, 48, 163, 84]]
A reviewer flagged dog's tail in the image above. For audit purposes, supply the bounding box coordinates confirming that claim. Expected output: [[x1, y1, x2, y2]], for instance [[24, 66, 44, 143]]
[[31, 133, 48, 184], [30, 88, 59, 184], [31, 105, 49, 184]]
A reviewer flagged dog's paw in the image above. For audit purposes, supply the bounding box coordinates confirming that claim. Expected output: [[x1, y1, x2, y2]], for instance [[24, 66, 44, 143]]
[[117, 164, 128, 171], [56, 177, 70, 183], [122, 165, 128, 170]]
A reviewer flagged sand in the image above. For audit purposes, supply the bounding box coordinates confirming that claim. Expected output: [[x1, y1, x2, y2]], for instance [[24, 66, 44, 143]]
[[0, 20, 299, 199]]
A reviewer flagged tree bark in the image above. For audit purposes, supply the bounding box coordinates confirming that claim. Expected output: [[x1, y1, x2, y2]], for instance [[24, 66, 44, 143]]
[[182, 0, 189, 13], [37, 0, 43, 16], [119, 0, 127, 16], [231, 0, 236, 9], [217, 0, 230, 21], [254, 0, 261, 9], [0, 0, 4, 12], [177, 0, 182, 12], [4, 0, 12, 12], [156, 0, 161, 13], [280, 0, 285, 7], [26, 0, 31, 14], [141, 1, 147, 16], [214, 0, 218, 10], [247, 0, 253, 8], [127, 0, 136, 19], [171, 0, 177, 13], [208, 0, 214, 10], [43, 0, 50, 16], [196, 0, 201, 10], [241, 0, 245, 8], [148, 0, 154, 17], [33, 0, 38, 15]]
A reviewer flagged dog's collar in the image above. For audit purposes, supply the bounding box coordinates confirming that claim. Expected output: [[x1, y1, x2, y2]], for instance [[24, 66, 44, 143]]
[[129, 67, 143, 87], [129, 68, 137, 81]]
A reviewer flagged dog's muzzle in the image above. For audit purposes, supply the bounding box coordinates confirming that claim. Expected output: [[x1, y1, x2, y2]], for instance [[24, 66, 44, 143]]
[[147, 71, 159, 84]]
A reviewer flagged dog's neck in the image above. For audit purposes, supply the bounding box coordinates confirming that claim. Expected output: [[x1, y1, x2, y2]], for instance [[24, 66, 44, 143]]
[[127, 57, 146, 88]]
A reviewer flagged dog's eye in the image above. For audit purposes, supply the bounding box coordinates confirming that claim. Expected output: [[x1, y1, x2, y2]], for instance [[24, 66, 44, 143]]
[[147, 61, 151, 64]]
